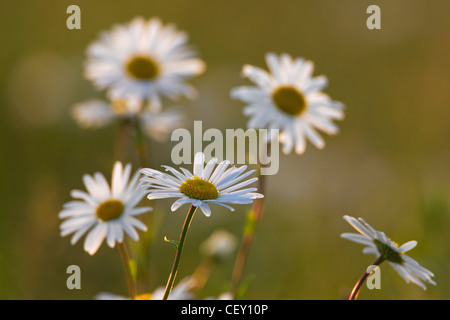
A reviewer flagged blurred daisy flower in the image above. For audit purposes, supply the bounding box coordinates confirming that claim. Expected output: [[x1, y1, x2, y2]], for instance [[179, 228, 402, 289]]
[[205, 292, 234, 300], [59, 162, 151, 255], [200, 229, 238, 261], [85, 17, 205, 111], [95, 277, 196, 300], [72, 98, 184, 142], [140, 152, 263, 217], [341, 215, 436, 290], [231, 52, 344, 154]]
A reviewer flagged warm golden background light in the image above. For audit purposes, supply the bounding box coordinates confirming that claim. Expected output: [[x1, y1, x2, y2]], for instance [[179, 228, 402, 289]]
[[0, 0, 449, 299]]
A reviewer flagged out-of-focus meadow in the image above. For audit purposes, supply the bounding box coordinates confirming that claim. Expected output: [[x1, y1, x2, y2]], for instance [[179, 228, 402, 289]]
[[0, 0, 449, 299]]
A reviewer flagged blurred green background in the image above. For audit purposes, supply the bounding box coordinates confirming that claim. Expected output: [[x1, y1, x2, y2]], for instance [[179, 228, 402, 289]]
[[0, 0, 449, 299]]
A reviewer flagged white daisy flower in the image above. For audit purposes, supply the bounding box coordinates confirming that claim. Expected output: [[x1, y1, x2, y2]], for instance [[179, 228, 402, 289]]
[[341, 215, 436, 290], [151, 277, 196, 300], [59, 162, 152, 255], [231, 52, 344, 155], [72, 100, 115, 129], [204, 292, 234, 300], [140, 109, 184, 143], [95, 277, 196, 300], [199, 229, 238, 261], [72, 98, 185, 142], [85, 17, 205, 111], [140, 152, 263, 217]]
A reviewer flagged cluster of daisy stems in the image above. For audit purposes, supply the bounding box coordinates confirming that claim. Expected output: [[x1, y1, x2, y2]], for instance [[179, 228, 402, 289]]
[[59, 17, 436, 300]]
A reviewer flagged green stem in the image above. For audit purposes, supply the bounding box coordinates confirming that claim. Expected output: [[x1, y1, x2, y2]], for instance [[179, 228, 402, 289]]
[[117, 242, 137, 299], [132, 115, 148, 167], [162, 204, 198, 300], [348, 255, 385, 300], [230, 163, 266, 297], [131, 113, 155, 292], [114, 119, 132, 162]]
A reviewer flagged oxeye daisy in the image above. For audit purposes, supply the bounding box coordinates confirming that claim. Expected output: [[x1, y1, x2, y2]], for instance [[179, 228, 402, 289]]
[[59, 161, 152, 256], [85, 17, 205, 111], [71, 99, 139, 129], [341, 215, 436, 298], [140, 152, 263, 300], [231, 52, 344, 155], [140, 152, 263, 217], [95, 277, 196, 300], [72, 98, 184, 141]]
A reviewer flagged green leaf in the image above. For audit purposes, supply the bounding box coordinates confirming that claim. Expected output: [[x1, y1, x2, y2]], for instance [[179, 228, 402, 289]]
[[128, 259, 137, 283], [164, 236, 179, 250], [234, 275, 255, 300], [243, 210, 257, 236]]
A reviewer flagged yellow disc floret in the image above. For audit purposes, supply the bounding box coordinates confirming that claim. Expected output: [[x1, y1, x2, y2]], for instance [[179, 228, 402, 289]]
[[96, 199, 124, 221], [180, 177, 219, 200], [272, 86, 307, 116], [126, 55, 159, 80]]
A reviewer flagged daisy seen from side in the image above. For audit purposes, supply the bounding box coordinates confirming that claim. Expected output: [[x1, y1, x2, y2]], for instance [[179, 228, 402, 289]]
[[72, 98, 184, 142], [341, 215, 436, 292]]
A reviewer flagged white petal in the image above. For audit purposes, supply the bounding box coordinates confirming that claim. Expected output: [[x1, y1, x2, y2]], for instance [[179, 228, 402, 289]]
[[209, 160, 230, 184], [362, 247, 379, 255], [70, 220, 97, 245], [242, 65, 273, 90], [201, 158, 218, 181], [193, 152, 205, 177], [265, 53, 282, 82], [220, 177, 258, 194], [106, 222, 117, 248], [171, 198, 192, 211], [207, 201, 235, 211], [230, 86, 267, 103], [303, 75, 328, 94], [121, 219, 139, 241], [340, 233, 374, 246], [126, 216, 148, 232], [398, 240, 417, 253], [343, 215, 375, 240], [162, 165, 188, 183], [199, 203, 212, 217], [83, 222, 107, 255]]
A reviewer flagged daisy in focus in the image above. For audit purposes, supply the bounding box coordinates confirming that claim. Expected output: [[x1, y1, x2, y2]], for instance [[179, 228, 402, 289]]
[[341, 215, 436, 290], [231, 52, 344, 155], [140, 152, 264, 217], [59, 162, 152, 255], [72, 98, 184, 142], [85, 17, 206, 111]]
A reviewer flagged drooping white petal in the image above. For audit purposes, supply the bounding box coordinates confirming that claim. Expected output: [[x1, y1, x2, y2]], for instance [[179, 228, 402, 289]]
[[199, 203, 212, 217], [343, 215, 375, 240], [84, 223, 108, 255], [340, 233, 375, 247]]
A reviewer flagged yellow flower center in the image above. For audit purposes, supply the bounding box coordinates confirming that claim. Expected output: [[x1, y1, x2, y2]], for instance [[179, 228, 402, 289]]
[[272, 86, 307, 116], [96, 199, 124, 221], [126, 55, 159, 80], [134, 293, 152, 300], [180, 177, 219, 201]]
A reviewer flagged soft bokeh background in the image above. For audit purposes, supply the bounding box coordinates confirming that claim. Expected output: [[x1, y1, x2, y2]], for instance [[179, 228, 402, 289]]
[[0, 0, 449, 299]]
